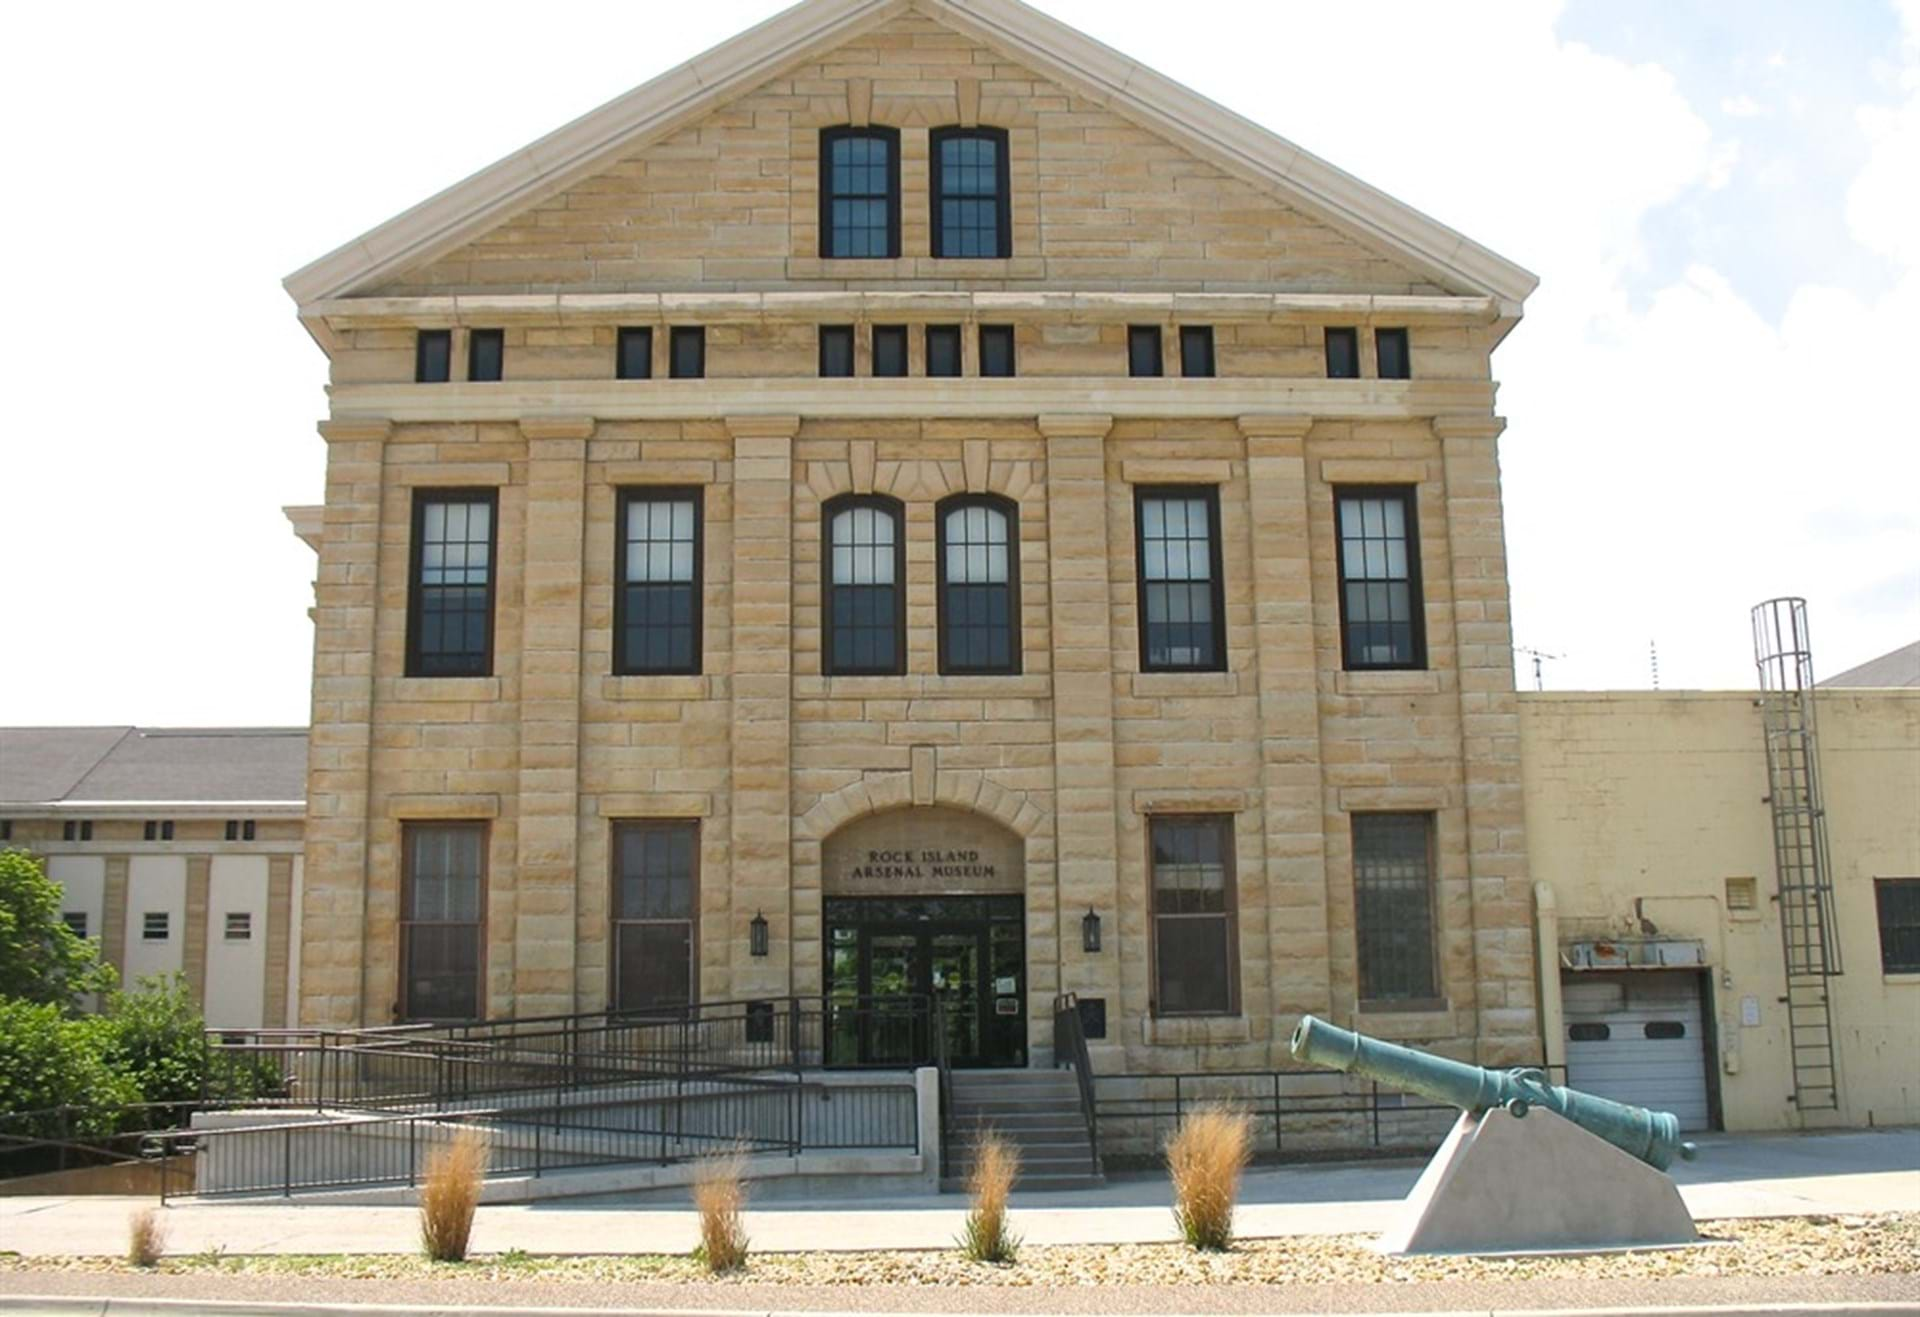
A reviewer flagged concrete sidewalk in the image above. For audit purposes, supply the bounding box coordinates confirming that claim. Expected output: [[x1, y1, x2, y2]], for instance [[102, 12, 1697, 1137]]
[[1, 1128, 1913, 1258]]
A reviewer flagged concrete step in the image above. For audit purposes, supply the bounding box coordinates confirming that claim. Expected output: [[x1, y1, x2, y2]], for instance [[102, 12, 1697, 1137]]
[[941, 1171, 1105, 1193]]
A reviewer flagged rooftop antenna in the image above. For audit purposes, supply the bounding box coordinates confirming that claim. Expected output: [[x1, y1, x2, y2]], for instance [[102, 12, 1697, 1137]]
[[1650, 639, 1661, 690], [1514, 645, 1563, 692]]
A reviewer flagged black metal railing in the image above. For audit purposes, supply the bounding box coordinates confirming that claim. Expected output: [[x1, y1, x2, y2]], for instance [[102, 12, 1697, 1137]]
[[931, 996, 954, 1180], [1051, 993, 1102, 1177], [1092, 1063, 1570, 1166]]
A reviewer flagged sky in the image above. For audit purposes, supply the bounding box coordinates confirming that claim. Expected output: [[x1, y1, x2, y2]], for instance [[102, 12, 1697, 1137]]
[[0, 0, 1914, 724]]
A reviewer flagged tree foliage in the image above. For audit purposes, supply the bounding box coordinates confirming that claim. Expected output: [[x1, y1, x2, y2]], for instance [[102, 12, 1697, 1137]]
[[0, 847, 116, 1006]]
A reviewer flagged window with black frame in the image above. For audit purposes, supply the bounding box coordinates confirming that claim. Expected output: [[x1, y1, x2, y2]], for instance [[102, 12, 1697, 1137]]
[[1335, 486, 1426, 670], [615, 489, 702, 675], [612, 820, 697, 1013], [1150, 815, 1237, 1016], [407, 490, 496, 677], [401, 822, 485, 1022], [1875, 878, 1920, 974], [824, 495, 906, 675], [931, 126, 1011, 259], [1352, 812, 1438, 1004], [821, 127, 900, 259], [938, 494, 1020, 674], [1134, 487, 1225, 672]]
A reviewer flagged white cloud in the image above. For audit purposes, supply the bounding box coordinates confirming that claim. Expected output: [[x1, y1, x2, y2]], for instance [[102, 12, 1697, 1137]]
[[1721, 94, 1766, 117]]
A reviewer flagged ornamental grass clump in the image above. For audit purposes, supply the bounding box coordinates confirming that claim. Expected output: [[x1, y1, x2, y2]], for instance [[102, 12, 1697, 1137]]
[[958, 1128, 1022, 1264], [126, 1206, 167, 1268], [419, 1128, 488, 1263], [691, 1147, 750, 1274], [1166, 1105, 1252, 1252]]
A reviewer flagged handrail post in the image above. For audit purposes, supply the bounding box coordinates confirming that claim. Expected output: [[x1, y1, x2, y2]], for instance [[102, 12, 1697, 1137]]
[[1371, 1080, 1381, 1148], [283, 1125, 293, 1198], [789, 996, 801, 1070]]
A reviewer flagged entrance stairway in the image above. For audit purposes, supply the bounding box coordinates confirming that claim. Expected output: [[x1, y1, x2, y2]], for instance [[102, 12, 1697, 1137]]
[[942, 1069, 1103, 1192]]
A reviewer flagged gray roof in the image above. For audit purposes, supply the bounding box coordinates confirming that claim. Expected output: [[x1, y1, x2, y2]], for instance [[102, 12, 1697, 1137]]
[[0, 727, 307, 808], [1819, 641, 1920, 689]]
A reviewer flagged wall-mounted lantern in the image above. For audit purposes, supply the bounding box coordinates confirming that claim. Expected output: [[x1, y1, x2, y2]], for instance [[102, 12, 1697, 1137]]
[[750, 911, 770, 958], [1082, 908, 1103, 954]]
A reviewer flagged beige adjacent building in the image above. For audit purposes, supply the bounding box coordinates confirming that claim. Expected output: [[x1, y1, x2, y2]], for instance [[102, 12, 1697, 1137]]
[[0, 727, 307, 1030], [281, 0, 1542, 1076]]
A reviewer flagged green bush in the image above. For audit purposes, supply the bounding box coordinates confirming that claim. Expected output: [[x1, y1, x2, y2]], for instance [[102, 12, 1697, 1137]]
[[0, 998, 140, 1139], [0, 848, 116, 1006], [99, 974, 210, 1111]]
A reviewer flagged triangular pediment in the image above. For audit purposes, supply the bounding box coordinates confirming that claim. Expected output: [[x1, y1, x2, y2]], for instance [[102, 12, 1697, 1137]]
[[287, 0, 1534, 312]]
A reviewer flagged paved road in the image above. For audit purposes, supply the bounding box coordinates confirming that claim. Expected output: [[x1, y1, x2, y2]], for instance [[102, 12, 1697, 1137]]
[[0, 1127, 1913, 1258]]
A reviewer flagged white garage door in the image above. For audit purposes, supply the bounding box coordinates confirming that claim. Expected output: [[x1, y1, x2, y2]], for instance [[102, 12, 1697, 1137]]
[[1562, 971, 1712, 1131]]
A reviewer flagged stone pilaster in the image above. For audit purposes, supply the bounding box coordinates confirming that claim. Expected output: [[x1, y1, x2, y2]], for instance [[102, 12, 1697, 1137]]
[[303, 418, 390, 1026], [265, 856, 294, 1028], [1435, 414, 1537, 1063], [512, 416, 593, 1018], [101, 855, 128, 983], [183, 855, 211, 1004], [1038, 414, 1121, 1062], [1239, 416, 1334, 1049], [727, 416, 798, 998]]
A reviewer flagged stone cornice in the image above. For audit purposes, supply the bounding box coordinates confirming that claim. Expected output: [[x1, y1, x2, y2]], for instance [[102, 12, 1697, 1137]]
[[1432, 413, 1508, 442], [315, 418, 393, 444], [302, 290, 1500, 332], [326, 379, 1494, 426]]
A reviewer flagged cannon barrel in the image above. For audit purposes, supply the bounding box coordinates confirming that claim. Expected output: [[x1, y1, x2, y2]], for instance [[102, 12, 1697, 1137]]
[[1290, 1015, 1697, 1171]]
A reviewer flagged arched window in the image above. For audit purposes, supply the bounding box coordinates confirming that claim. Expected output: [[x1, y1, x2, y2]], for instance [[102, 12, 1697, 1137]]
[[820, 126, 901, 259], [937, 494, 1020, 674], [823, 495, 906, 675], [930, 127, 1011, 259]]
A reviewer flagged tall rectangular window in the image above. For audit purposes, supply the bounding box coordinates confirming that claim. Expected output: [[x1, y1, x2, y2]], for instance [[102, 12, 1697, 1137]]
[[1875, 878, 1920, 974], [1335, 486, 1425, 670], [926, 325, 963, 378], [1150, 815, 1237, 1016], [613, 821, 698, 1013], [617, 327, 653, 380], [938, 495, 1020, 675], [1376, 327, 1411, 379], [615, 488, 702, 675], [1128, 325, 1164, 378], [872, 325, 909, 378], [415, 330, 452, 383], [1352, 813, 1438, 1004], [467, 328, 504, 382], [406, 490, 497, 678], [824, 495, 905, 676], [669, 326, 705, 380], [819, 325, 855, 378], [1325, 326, 1360, 379], [821, 127, 900, 259], [401, 822, 485, 1022], [1180, 325, 1216, 378], [1134, 487, 1226, 672], [979, 325, 1016, 378], [930, 126, 1011, 259]]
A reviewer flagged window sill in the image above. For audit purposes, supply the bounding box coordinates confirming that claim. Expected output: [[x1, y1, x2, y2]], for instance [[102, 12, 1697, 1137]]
[[1884, 972, 1920, 985], [600, 674, 711, 701], [1132, 671, 1239, 698], [1142, 1014, 1251, 1046], [391, 676, 501, 702], [1354, 1001, 1456, 1040], [795, 673, 1051, 698], [1334, 670, 1441, 695]]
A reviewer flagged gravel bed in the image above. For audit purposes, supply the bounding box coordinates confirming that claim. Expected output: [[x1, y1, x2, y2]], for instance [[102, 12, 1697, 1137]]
[[2, 1213, 1913, 1288]]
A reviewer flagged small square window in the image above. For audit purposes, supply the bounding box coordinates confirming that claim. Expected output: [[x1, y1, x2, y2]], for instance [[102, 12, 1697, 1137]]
[[142, 912, 170, 942], [63, 820, 92, 842], [1128, 325, 1164, 378], [979, 325, 1016, 378], [872, 325, 909, 378], [467, 329, 504, 382], [1180, 326, 1216, 378], [617, 327, 654, 380], [1325, 327, 1360, 379], [243, 819, 256, 841], [1725, 876, 1758, 911], [144, 821, 157, 841], [224, 912, 253, 942], [0, 821, 11, 841], [62, 911, 87, 939], [926, 325, 963, 378], [415, 330, 452, 383], [225, 820, 238, 841], [146, 820, 173, 842], [1376, 328, 1410, 380], [669, 326, 705, 380], [819, 325, 855, 378]]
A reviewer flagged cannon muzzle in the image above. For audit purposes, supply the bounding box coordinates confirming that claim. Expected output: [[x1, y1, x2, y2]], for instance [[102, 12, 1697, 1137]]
[[1290, 1015, 1697, 1172]]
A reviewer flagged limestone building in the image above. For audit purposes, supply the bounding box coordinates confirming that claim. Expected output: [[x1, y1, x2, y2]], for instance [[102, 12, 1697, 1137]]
[[281, 0, 1544, 1074]]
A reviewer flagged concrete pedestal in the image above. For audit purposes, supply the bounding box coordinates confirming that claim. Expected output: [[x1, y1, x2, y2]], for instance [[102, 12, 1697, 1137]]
[[1379, 1107, 1697, 1255]]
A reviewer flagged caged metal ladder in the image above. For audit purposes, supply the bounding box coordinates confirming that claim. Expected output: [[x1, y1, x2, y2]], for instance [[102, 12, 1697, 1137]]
[[1751, 598, 1842, 1115]]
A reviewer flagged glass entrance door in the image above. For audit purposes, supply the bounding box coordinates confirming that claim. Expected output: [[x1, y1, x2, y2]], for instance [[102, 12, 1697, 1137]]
[[823, 896, 1025, 1068]]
